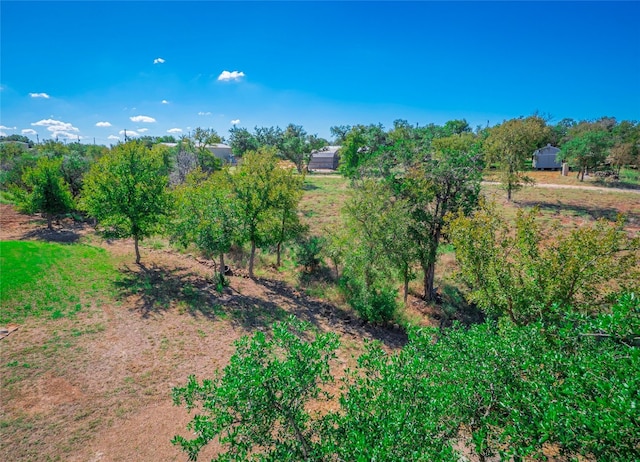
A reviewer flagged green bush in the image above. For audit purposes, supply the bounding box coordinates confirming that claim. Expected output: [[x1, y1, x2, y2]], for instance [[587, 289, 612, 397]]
[[294, 235, 324, 273]]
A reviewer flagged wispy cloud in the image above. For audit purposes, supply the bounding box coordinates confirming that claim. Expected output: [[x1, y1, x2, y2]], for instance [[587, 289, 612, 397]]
[[154, 57, 165, 64], [137, 128, 149, 133], [95, 121, 112, 127], [198, 111, 212, 116], [217, 70, 245, 82], [31, 118, 80, 139], [167, 128, 182, 134], [0, 125, 16, 130], [21, 129, 37, 135], [108, 135, 120, 141], [161, 100, 169, 104], [29, 92, 50, 99], [231, 119, 240, 125], [119, 129, 139, 137], [130, 115, 156, 123]]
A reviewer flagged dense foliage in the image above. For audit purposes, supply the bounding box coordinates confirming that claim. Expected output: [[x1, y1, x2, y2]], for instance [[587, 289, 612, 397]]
[[81, 141, 172, 264], [447, 203, 640, 325], [174, 294, 640, 461]]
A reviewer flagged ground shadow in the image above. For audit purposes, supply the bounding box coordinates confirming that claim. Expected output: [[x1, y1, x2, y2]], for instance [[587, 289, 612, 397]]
[[114, 263, 225, 319], [302, 182, 320, 191], [515, 199, 640, 225], [20, 227, 84, 243], [592, 179, 640, 191], [255, 278, 408, 350]]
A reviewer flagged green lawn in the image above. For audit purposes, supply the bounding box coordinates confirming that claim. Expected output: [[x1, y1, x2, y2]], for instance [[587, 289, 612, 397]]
[[0, 241, 118, 324]]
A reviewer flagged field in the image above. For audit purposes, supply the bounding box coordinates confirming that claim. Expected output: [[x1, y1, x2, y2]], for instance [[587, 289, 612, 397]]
[[1, 173, 639, 461]]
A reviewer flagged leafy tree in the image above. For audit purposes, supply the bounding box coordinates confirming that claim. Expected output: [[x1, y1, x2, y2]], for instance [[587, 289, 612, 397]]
[[230, 147, 282, 277], [172, 316, 339, 461], [172, 170, 243, 282], [558, 128, 611, 181], [228, 126, 259, 157], [608, 142, 636, 175], [446, 203, 640, 325], [18, 157, 74, 230], [81, 141, 172, 264], [400, 133, 483, 300], [262, 165, 306, 267], [340, 179, 410, 321], [174, 295, 640, 461], [337, 124, 389, 178], [329, 124, 351, 144], [483, 116, 550, 200], [192, 127, 223, 173]]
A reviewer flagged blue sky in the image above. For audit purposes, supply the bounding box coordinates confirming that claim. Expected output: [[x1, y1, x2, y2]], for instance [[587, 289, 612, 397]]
[[1, 1, 638, 145]]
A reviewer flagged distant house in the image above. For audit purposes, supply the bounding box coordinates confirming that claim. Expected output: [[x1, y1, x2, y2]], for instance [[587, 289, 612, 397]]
[[308, 146, 340, 170], [533, 144, 562, 170]]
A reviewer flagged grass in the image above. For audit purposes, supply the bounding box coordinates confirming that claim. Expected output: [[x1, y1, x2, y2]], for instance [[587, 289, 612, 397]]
[[0, 241, 118, 324], [299, 174, 350, 235]]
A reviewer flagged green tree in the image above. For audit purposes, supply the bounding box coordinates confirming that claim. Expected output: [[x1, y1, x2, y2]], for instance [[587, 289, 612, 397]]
[[400, 133, 483, 300], [228, 126, 259, 157], [18, 157, 74, 230], [262, 165, 306, 267], [81, 141, 172, 264], [558, 128, 612, 181], [172, 316, 339, 462], [172, 170, 243, 282], [230, 147, 281, 278], [337, 124, 388, 178], [340, 179, 412, 321], [483, 116, 550, 200], [192, 127, 223, 173], [446, 203, 640, 325]]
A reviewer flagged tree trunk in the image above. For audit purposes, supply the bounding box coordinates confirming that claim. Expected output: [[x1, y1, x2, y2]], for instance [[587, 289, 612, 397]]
[[580, 167, 585, 182], [276, 242, 282, 268], [249, 240, 256, 278], [219, 253, 225, 277], [403, 275, 409, 304], [47, 213, 53, 231], [134, 235, 141, 264], [424, 261, 436, 301], [507, 184, 512, 201]]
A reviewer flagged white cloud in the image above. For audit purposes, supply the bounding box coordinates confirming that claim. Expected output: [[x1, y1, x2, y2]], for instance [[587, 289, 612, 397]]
[[21, 129, 37, 135], [31, 119, 80, 139], [167, 128, 182, 134], [137, 128, 149, 133], [108, 135, 120, 141], [95, 121, 112, 127], [119, 129, 139, 137], [217, 70, 245, 82], [161, 100, 169, 104], [154, 57, 165, 64], [231, 119, 240, 125], [197, 111, 212, 116], [130, 115, 156, 123], [0, 131, 6, 137], [0, 125, 16, 130], [29, 92, 50, 99]]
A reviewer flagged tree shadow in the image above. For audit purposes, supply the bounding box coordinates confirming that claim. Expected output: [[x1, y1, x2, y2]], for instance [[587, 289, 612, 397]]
[[515, 199, 640, 225], [254, 278, 408, 350], [114, 263, 225, 319]]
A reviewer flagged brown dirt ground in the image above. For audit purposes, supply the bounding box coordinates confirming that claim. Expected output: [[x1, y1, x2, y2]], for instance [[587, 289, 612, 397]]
[[0, 205, 409, 462]]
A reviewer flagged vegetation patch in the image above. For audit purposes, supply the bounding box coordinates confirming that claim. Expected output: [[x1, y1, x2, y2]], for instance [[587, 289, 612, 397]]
[[0, 241, 117, 324]]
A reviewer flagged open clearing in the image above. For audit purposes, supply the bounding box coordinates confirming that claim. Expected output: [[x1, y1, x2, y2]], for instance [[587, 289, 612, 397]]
[[1, 175, 639, 461]]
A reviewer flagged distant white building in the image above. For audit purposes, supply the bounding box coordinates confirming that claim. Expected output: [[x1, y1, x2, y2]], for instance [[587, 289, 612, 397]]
[[533, 144, 562, 170], [308, 146, 340, 170]]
